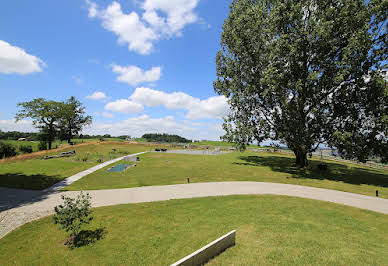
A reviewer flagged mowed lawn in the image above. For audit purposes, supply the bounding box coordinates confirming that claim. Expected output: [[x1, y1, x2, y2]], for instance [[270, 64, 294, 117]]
[[66, 152, 388, 198], [0, 195, 387, 265], [0, 142, 152, 190]]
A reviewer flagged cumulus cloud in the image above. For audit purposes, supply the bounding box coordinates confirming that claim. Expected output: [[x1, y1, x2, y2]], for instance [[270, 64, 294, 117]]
[[0, 40, 46, 75], [129, 87, 229, 119], [86, 91, 108, 100], [111, 64, 161, 86], [0, 120, 37, 132], [84, 114, 195, 137], [86, 0, 200, 55], [102, 111, 114, 118], [105, 99, 144, 113]]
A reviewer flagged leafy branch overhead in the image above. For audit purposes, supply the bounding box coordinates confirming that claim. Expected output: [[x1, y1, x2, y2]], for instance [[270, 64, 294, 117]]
[[214, 0, 387, 167]]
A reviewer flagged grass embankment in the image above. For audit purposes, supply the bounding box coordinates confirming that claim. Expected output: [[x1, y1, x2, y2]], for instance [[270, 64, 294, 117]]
[[67, 152, 388, 198], [0, 195, 387, 265], [0, 142, 152, 190]]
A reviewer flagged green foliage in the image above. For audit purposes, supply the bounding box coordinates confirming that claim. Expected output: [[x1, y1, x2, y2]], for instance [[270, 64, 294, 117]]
[[19, 145, 33, 154], [214, 0, 387, 167], [0, 141, 17, 158], [142, 133, 192, 143], [58, 96, 92, 144], [53, 192, 93, 242], [0, 130, 39, 140], [38, 141, 48, 151], [15, 98, 62, 150]]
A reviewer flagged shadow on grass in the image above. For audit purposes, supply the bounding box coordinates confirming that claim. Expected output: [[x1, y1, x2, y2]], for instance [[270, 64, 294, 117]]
[[70, 228, 106, 248], [0, 173, 62, 212], [236, 156, 388, 187]]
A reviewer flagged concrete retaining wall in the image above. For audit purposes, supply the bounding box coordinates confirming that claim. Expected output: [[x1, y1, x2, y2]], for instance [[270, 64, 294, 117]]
[[170, 230, 236, 266]]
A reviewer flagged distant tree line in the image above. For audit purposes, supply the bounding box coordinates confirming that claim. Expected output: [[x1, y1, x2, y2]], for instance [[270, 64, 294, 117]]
[[0, 130, 40, 141], [142, 133, 191, 143]]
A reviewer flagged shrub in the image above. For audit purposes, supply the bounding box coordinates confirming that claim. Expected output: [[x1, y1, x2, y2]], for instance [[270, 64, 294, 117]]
[[53, 192, 93, 246], [0, 141, 17, 158], [38, 141, 47, 151], [19, 145, 33, 153]]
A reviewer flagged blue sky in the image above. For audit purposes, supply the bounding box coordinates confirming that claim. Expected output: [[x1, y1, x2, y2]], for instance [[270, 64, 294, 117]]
[[0, 0, 232, 140]]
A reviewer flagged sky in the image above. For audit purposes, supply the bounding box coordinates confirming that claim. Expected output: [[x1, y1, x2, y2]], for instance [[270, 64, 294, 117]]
[[0, 0, 232, 140]]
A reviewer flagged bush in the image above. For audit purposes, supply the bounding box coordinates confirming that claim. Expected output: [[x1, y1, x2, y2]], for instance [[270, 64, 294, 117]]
[[19, 145, 33, 153], [38, 141, 47, 151], [0, 141, 17, 158], [53, 192, 93, 247]]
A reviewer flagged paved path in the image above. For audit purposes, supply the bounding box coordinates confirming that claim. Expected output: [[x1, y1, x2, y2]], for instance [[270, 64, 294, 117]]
[[1, 181, 387, 239], [43, 151, 148, 192]]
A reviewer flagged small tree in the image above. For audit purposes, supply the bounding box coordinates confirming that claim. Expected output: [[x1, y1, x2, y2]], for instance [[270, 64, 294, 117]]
[[53, 192, 93, 246]]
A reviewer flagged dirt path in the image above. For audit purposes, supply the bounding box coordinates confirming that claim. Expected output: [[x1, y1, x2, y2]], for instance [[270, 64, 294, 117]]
[[1, 181, 387, 240]]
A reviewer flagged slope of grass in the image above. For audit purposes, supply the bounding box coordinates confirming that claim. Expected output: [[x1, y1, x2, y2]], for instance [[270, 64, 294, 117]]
[[66, 152, 388, 198], [0, 142, 152, 190], [0, 195, 387, 265]]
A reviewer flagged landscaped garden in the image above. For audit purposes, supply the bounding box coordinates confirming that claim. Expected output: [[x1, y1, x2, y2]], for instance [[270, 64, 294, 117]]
[[0, 195, 387, 265], [0, 141, 153, 189], [65, 151, 388, 199]]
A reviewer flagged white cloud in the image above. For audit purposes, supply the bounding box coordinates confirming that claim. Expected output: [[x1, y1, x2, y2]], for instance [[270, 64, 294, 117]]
[[142, 0, 199, 36], [102, 111, 114, 118], [0, 120, 37, 132], [72, 76, 83, 85], [186, 95, 229, 120], [105, 99, 144, 113], [111, 64, 161, 86], [84, 114, 195, 138], [86, 91, 108, 100], [86, 0, 200, 55], [129, 87, 229, 119], [0, 40, 46, 75]]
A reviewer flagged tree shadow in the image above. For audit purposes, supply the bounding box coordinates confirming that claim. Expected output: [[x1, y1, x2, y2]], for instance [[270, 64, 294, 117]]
[[70, 228, 106, 248], [235, 156, 388, 187], [0, 173, 62, 212]]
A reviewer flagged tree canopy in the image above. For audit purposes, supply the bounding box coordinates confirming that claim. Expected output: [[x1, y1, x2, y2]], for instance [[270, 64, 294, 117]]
[[16, 97, 92, 149], [142, 133, 192, 143], [59, 96, 92, 143], [214, 0, 387, 167], [16, 98, 62, 149]]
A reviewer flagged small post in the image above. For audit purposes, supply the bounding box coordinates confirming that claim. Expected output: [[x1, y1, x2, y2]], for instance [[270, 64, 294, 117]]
[[376, 190, 379, 197], [187, 178, 190, 184]]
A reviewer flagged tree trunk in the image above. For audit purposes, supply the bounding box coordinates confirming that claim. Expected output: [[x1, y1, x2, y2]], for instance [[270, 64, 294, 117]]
[[294, 146, 308, 168], [67, 124, 72, 144]]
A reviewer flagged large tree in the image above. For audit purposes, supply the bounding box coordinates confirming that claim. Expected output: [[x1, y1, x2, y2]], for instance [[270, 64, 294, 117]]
[[16, 98, 62, 149], [214, 0, 387, 167], [59, 96, 92, 144]]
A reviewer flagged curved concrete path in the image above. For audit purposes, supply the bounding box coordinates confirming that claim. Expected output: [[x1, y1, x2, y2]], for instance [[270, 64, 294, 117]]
[[1, 181, 387, 239]]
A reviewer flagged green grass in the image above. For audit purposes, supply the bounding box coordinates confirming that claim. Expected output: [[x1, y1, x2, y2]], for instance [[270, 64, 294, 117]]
[[66, 152, 388, 198], [0, 142, 152, 190], [194, 140, 237, 146], [0, 195, 387, 265]]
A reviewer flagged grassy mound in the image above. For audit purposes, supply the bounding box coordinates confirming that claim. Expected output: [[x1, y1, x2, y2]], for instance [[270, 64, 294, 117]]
[[0, 195, 387, 265]]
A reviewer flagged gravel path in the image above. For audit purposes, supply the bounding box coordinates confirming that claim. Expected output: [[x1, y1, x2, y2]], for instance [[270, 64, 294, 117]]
[[1, 181, 387, 240]]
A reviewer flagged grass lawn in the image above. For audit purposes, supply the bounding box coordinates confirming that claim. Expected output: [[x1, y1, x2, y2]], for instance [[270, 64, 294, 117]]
[[0, 195, 387, 265], [66, 152, 388, 198], [0, 142, 152, 190]]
